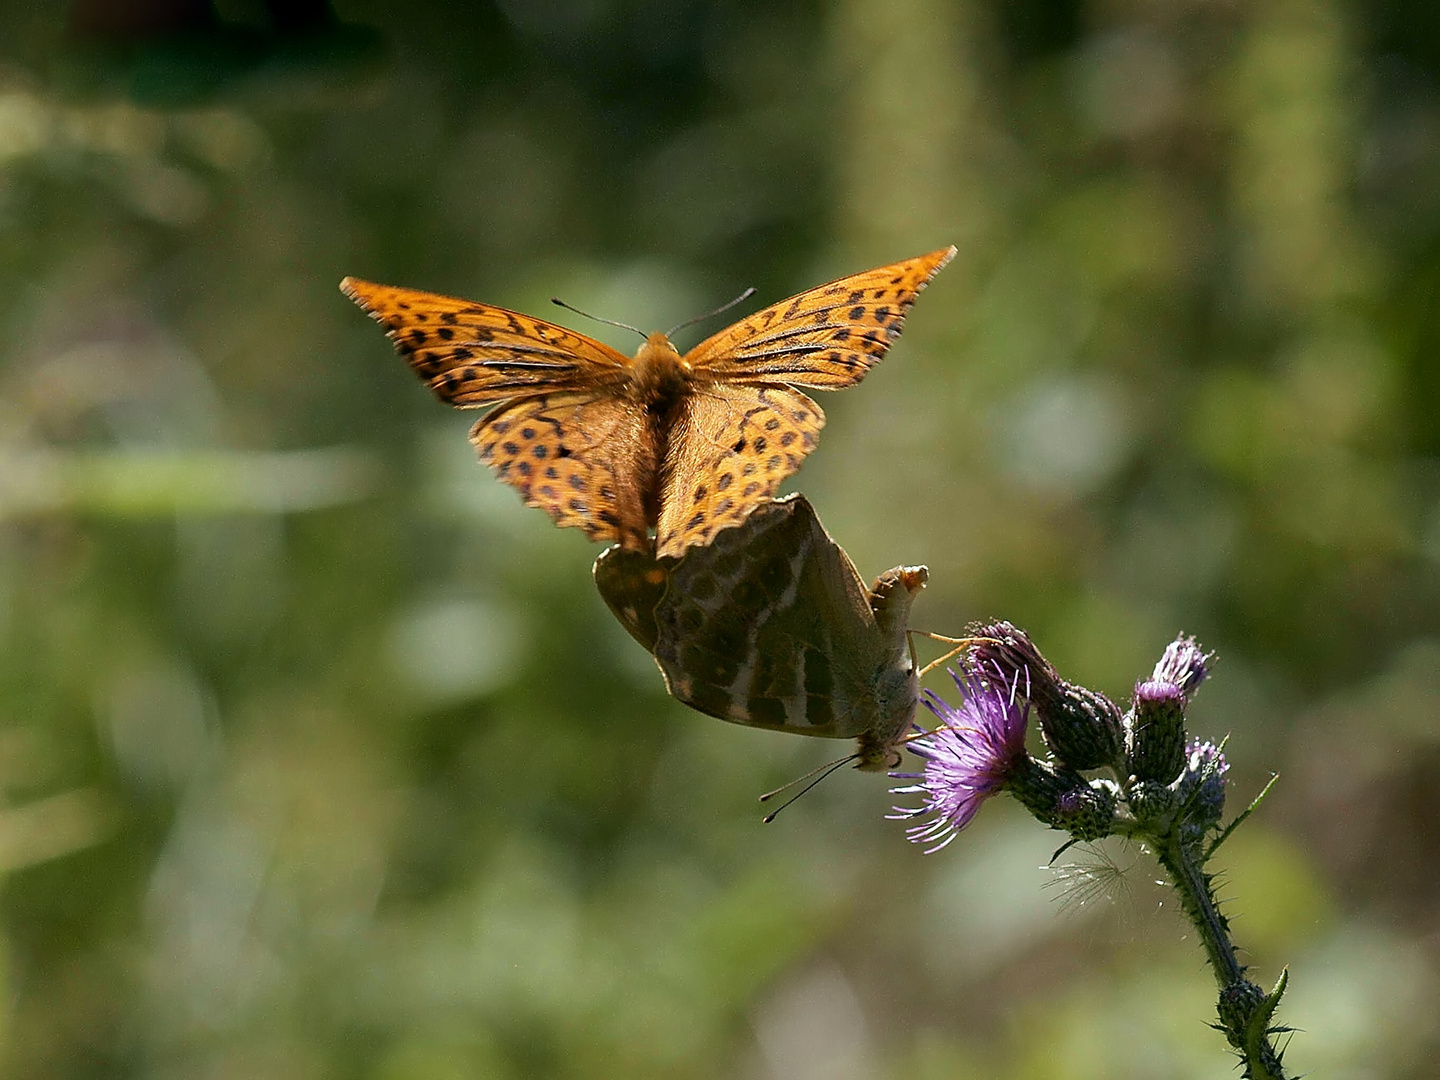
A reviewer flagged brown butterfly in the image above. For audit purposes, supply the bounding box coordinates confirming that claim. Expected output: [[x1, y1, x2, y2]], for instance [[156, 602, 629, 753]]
[[341, 247, 955, 558], [593, 493, 929, 771]]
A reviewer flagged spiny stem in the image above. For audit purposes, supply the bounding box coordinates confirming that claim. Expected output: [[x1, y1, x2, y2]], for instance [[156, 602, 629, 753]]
[[1153, 832, 1289, 1079], [1155, 833, 1243, 986]]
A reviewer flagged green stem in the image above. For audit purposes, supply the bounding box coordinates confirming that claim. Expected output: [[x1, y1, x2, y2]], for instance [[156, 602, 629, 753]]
[[1155, 831, 1243, 985], [1153, 831, 1290, 1079]]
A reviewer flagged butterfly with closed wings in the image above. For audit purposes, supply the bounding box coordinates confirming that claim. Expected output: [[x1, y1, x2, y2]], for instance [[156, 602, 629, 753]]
[[342, 248, 954, 558], [594, 493, 946, 772]]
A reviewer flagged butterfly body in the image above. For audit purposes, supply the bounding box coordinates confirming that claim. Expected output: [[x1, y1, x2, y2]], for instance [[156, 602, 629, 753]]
[[855, 564, 928, 767], [343, 246, 954, 557], [594, 494, 927, 770]]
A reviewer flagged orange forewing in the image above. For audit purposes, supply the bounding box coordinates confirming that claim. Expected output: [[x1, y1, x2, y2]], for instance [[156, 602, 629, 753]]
[[683, 247, 956, 388], [339, 278, 630, 405]]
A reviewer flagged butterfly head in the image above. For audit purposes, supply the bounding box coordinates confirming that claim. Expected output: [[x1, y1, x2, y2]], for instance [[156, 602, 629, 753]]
[[869, 565, 929, 616], [853, 741, 904, 773], [636, 331, 683, 364], [630, 332, 691, 402]]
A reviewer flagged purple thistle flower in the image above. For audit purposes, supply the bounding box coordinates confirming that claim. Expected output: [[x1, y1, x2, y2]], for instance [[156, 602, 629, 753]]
[[1150, 634, 1214, 700], [889, 667, 1031, 852]]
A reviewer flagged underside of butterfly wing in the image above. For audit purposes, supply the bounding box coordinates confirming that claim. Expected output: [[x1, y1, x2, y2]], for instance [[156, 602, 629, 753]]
[[340, 278, 631, 406], [651, 495, 890, 737], [653, 384, 824, 559], [470, 392, 651, 546], [592, 543, 672, 653], [681, 247, 956, 389]]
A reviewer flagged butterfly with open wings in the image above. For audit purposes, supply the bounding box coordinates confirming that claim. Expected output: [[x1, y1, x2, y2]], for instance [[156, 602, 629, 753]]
[[342, 247, 954, 558]]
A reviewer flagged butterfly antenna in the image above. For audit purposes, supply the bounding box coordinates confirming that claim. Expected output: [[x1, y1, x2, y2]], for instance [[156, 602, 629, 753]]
[[550, 298, 647, 340], [763, 720, 985, 825], [759, 752, 857, 824], [664, 286, 757, 339]]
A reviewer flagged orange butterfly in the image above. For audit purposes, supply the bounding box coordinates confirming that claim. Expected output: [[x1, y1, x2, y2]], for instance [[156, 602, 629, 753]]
[[341, 247, 954, 558]]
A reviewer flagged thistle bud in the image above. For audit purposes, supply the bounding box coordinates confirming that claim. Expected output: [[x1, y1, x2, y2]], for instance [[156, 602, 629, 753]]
[[1175, 739, 1229, 835], [1126, 778, 1179, 830], [1126, 679, 1188, 783], [967, 621, 1124, 771], [1216, 979, 1265, 1039], [1006, 758, 1117, 841]]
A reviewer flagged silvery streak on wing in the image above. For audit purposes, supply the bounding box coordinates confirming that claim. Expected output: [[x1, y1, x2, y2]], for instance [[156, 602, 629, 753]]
[[594, 494, 927, 771]]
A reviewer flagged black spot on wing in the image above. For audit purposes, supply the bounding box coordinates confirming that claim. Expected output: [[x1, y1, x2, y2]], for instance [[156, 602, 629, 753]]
[[745, 696, 790, 728], [803, 650, 837, 728]]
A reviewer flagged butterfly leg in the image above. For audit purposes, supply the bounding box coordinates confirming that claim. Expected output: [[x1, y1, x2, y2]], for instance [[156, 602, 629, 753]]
[[908, 631, 999, 679]]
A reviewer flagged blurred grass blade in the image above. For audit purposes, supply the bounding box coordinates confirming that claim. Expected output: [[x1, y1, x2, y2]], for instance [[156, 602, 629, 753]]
[[0, 446, 381, 516]]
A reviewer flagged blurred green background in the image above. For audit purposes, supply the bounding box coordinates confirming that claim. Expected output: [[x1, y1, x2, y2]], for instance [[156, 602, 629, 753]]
[[2, 0, 1438, 1077]]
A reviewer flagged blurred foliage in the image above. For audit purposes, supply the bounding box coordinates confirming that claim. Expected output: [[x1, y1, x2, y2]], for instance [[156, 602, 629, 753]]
[[1, 0, 1439, 1077]]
